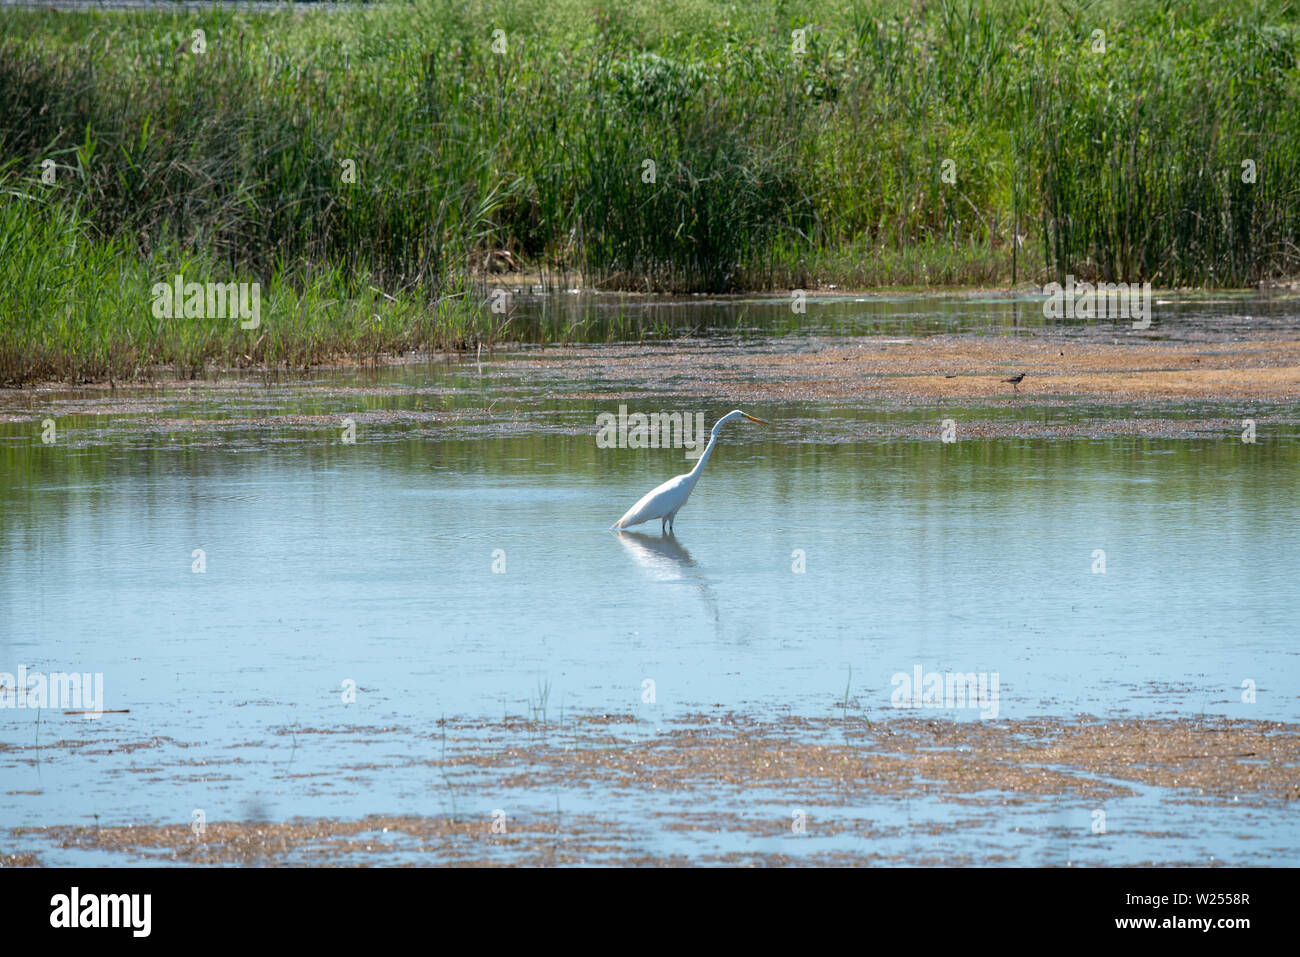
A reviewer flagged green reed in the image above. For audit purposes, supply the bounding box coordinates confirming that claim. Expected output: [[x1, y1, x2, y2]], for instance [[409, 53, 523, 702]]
[[1, 0, 1297, 382]]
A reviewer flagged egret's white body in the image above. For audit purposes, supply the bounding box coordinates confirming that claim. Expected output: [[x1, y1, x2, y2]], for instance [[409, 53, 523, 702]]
[[613, 409, 768, 533]]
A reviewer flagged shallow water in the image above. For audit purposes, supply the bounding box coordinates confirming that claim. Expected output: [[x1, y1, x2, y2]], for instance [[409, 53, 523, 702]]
[[499, 286, 1300, 342], [2, 294, 1299, 865]]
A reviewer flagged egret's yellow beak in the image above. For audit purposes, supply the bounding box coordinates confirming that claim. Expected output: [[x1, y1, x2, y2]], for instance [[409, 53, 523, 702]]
[[743, 414, 770, 424]]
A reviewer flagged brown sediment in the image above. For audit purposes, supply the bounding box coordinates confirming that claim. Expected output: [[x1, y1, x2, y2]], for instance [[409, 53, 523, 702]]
[[3, 735, 186, 756], [510, 335, 1300, 404], [1010, 720, 1297, 801], [3, 330, 1297, 444], [10, 715, 1297, 866], [20, 813, 635, 867], [0, 851, 41, 867], [455, 714, 1299, 805], [6, 333, 1300, 407]]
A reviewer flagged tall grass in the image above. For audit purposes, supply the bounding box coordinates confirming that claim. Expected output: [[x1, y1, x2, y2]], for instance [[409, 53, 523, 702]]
[[1, 0, 1298, 381], [0, 189, 486, 384]]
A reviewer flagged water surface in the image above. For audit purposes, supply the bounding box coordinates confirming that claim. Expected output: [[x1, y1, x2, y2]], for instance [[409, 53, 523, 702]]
[[3, 294, 1298, 865]]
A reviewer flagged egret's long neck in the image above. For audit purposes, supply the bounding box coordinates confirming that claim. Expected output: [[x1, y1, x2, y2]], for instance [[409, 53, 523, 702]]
[[687, 428, 721, 480]]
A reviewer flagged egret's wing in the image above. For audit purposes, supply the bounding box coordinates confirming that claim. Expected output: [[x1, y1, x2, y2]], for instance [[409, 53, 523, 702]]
[[614, 475, 689, 529]]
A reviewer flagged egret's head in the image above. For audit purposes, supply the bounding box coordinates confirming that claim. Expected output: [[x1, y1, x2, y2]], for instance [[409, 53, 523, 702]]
[[715, 409, 769, 432]]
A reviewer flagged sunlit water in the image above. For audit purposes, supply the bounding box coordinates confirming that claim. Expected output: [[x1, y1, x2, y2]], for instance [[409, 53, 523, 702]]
[[2, 292, 1298, 864]]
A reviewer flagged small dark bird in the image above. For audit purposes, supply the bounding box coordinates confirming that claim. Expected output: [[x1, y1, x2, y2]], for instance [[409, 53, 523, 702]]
[[1001, 372, 1026, 393]]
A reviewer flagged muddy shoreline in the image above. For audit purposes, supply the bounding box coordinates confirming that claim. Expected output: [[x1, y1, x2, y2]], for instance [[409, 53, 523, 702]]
[[4, 330, 1297, 443]]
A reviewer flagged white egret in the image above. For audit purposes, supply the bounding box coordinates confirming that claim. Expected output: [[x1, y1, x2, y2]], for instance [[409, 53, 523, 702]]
[[612, 409, 769, 534]]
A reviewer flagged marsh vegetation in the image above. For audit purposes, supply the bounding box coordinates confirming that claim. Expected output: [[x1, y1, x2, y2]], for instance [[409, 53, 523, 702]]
[[3, 0, 1298, 382]]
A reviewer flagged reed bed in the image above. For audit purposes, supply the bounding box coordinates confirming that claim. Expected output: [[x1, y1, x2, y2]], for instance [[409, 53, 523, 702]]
[[2, 0, 1298, 382]]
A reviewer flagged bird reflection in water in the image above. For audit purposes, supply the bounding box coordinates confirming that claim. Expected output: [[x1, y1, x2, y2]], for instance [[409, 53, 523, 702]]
[[614, 531, 720, 629]]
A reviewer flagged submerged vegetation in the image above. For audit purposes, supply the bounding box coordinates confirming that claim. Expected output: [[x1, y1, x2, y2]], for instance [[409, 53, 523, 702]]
[[2, 0, 1299, 382]]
